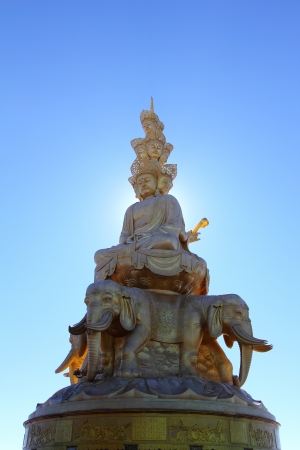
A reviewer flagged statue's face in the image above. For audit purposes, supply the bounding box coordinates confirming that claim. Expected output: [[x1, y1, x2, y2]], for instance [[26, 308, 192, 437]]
[[136, 173, 157, 198], [135, 145, 147, 160], [142, 120, 157, 134], [146, 140, 163, 160], [158, 175, 172, 194]]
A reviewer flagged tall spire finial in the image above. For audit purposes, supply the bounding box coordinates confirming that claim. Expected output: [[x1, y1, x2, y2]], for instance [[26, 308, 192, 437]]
[[150, 97, 154, 114]]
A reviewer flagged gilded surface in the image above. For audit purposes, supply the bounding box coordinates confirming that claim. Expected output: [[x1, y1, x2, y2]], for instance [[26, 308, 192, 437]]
[[68, 280, 271, 385], [53, 100, 272, 390], [229, 421, 247, 444], [249, 423, 274, 448], [27, 423, 54, 446], [24, 411, 280, 450], [109, 264, 208, 295], [75, 420, 131, 442], [33, 100, 278, 448], [55, 334, 87, 384], [132, 417, 167, 440], [93, 98, 208, 292], [115, 339, 221, 379], [55, 419, 73, 442], [23, 100, 279, 450], [168, 419, 229, 444], [148, 293, 185, 343]]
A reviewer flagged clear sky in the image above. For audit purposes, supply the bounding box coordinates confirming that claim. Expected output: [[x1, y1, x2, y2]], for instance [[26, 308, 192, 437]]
[[1, 1, 299, 448]]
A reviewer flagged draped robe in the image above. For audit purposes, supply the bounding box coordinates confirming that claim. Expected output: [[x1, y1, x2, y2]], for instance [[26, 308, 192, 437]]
[[94, 194, 207, 282]]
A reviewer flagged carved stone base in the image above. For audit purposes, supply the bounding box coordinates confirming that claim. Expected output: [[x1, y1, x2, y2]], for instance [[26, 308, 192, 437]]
[[107, 263, 209, 295], [23, 383, 281, 450]]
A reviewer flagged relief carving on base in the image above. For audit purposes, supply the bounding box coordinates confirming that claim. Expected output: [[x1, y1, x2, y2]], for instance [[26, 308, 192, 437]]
[[168, 419, 229, 444], [249, 423, 274, 448], [27, 424, 54, 446], [132, 417, 167, 440], [75, 420, 131, 442], [55, 419, 73, 442]]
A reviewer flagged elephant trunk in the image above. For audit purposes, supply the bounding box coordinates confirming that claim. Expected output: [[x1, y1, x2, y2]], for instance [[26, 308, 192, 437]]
[[86, 331, 101, 381], [232, 322, 272, 387], [86, 311, 114, 332]]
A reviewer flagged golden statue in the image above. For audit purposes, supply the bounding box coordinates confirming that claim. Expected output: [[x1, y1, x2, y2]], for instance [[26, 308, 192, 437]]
[[94, 100, 209, 295], [24, 100, 278, 450], [55, 99, 272, 391]]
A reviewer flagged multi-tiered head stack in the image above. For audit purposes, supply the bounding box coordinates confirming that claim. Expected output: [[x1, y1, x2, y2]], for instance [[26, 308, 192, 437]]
[[129, 98, 176, 200]]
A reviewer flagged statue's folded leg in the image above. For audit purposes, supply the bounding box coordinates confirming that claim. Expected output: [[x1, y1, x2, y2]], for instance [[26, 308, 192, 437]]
[[136, 234, 179, 251]]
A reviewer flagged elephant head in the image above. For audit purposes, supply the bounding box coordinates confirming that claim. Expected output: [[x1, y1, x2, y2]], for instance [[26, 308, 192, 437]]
[[69, 280, 136, 381], [207, 295, 273, 387]]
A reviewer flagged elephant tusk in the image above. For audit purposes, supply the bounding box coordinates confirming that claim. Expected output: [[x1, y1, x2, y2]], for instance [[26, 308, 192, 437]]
[[232, 324, 271, 348], [55, 350, 76, 373], [238, 342, 253, 387], [253, 343, 273, 352]]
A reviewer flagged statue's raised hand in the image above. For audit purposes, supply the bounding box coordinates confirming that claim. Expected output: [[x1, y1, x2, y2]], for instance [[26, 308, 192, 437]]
[[187, 230, 200, 243]]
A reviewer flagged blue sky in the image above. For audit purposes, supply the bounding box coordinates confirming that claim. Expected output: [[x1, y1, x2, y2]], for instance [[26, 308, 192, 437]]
[[1, 1, 299, 448]]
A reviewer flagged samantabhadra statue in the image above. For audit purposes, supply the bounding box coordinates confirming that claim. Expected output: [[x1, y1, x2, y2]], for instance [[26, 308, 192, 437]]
[[24, 99, 279, 450]]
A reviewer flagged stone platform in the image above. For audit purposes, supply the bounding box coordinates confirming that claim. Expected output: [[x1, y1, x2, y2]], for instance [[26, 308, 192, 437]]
[[23, 378, 281, 450]]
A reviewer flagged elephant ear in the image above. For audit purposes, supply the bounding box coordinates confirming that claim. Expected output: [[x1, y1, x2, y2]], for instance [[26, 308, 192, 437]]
[[208, 301, 223, 338], [120, 290, 136, 331]]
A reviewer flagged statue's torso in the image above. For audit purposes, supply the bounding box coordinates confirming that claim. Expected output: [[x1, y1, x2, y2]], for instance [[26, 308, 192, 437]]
[[132, 196, 157, 229]]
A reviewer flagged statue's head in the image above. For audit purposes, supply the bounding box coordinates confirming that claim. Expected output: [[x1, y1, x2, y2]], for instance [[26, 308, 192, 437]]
[[146, 139, 164, 160], [140, 98, 164, 137], [158, 175, 172, 195], [144, 133, 166, 160], [130, 138, 147, 161], [130, 159, 161, 201], [158, 164, 177, 194], [136, 173, 157, 199], [142, 119, 157, 135], [140, 115, 164, 136], [159, 143, 174, 165]]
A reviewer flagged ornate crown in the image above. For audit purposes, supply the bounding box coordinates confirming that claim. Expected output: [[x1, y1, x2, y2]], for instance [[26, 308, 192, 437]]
[[162, 142, 174, 155], [130, 138, 145, 151], [161, 164, 177, 181], [144, 133, 166, 144], [130, 159, 161, 182], [140, 98, 164, 132], [128, 176, 135, 187]]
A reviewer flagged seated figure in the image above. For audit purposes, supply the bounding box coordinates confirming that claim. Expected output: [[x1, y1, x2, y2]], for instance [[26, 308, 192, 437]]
[[94, 160, 209, 294]]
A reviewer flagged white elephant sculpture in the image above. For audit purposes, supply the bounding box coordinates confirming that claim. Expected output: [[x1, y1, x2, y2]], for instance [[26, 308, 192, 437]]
[[69, 280, 272, 385]]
